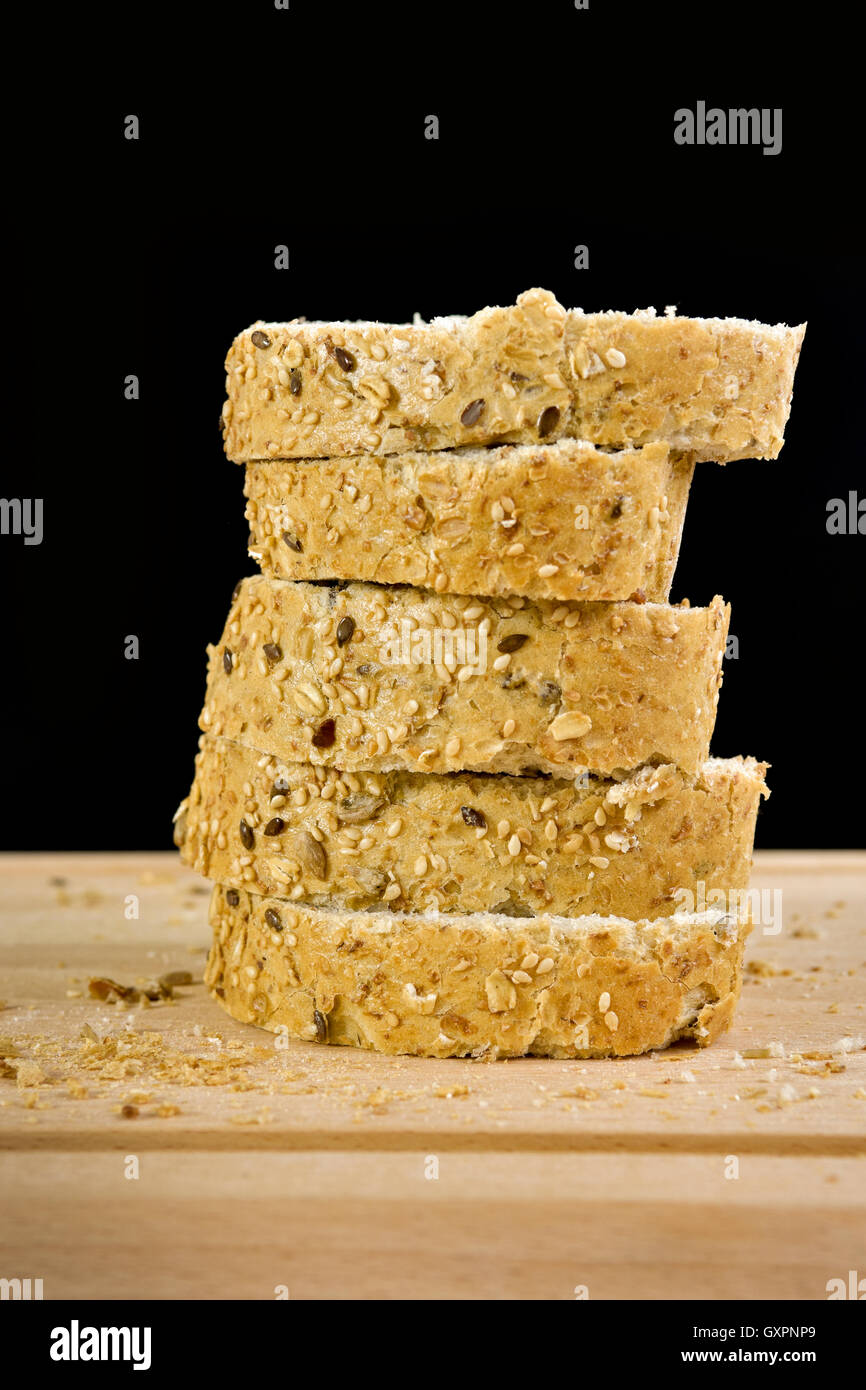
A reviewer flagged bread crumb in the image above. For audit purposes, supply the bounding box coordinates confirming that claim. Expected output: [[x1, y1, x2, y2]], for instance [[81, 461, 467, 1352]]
[[16, 1060, 47, 1089], [746, 960, 791, 978]]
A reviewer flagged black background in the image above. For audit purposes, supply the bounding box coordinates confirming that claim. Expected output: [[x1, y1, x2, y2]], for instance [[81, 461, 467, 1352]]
[[5, 0, 863, 850]]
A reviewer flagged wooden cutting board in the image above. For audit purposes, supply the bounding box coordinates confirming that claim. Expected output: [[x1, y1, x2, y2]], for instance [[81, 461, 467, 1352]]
[[1, 851, 864, 1300]]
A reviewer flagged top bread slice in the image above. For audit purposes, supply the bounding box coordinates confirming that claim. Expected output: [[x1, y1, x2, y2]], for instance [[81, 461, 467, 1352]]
[[222, 288, 805, 464]]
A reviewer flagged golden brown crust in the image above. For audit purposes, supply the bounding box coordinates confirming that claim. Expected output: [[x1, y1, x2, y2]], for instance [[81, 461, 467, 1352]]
[[244, 440, 694, 603], [223, 288, 804, 464], [175, 738, 768, 919], [205, 888, 751, 1058], [203, 577, 728, 779]]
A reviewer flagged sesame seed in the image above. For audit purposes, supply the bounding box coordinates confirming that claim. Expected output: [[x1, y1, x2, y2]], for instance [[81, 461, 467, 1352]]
[[605, 347, 627, 368], [445, 736, 461, 757], [502, 718, 516, 737], [491, 501, 505, 522], [598, 992, 611, 1012], [544, 819, 558, 842], [604, 1011, 619, 1032], [536, 958, 555, 975], [505, 542, 525, 557], [493, 654, 511, 671], [507, 834, 522, 857], [550, 710, 593, 741], [383, 883, 401, 901], [497, 820, 511, 839], [538, 563, 559, 578], [521, 953, 539, 970], [589, 855, 610, 869], [512, 970, 533, 985]]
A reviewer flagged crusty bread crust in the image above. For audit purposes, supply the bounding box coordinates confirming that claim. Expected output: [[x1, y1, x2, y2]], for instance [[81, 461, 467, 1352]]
[[175, 737, 768, 919], [202, 577, 728, 779], [244, 440, 694, 603], [223, 288, 804, 464], [206, 889, 751, 1058]]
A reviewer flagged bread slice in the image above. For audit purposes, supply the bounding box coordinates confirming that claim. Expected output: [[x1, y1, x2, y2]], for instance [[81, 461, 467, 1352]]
[[206, 887, 751, 1058], [175, 737, 768, 920], [245, 439, 694, 603], [203, 577, 728, 780], [223, 288, 804, 464]]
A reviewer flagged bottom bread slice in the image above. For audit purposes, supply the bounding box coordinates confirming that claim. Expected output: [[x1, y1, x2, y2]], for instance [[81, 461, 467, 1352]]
[[206, 887, 751, 1059]]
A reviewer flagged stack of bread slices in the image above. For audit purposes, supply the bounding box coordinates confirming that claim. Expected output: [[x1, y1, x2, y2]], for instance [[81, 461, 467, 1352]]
[[175, 289, 804, 1059]]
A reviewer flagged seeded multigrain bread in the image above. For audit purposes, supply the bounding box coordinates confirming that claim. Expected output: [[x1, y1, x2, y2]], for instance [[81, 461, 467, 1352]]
[[206, 888, 751, 1058], [245, 440, 694, 603], [175, 737, 768, 919], [203, 577, 728, 779], [223, 288, 805, 464]]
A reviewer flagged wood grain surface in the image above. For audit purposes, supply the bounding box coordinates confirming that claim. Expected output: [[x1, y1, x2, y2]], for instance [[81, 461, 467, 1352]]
[[1, 851, 864, 1300]]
